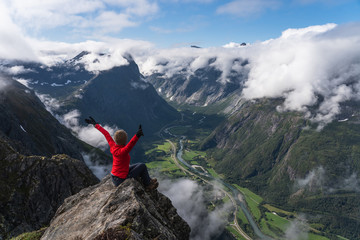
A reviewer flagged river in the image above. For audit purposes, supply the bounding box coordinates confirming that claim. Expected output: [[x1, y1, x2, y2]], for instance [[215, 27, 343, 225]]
[[176, 136, 272, 240]]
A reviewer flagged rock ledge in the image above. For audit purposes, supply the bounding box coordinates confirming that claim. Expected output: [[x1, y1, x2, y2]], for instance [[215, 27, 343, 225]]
[[41, 176, 191, 240]]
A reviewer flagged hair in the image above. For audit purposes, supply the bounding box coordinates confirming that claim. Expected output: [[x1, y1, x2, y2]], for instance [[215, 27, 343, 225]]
[[114, 130, 128, 145]]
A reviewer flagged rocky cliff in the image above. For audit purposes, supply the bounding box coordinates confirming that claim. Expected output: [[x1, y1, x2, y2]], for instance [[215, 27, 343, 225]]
[[41, 177, 191, 240], [0, 139, 99, 239]]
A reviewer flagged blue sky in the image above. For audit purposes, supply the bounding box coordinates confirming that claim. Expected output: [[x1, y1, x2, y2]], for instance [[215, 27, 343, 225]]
[[1, 0, 360, 48], [119, 0, 360, 47]]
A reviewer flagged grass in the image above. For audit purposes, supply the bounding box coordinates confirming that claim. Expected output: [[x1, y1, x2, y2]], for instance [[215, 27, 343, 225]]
[[226, 226, 248, 240], [145, 140, 186, 178], [207, 168, 224, 179], [182, 150, 205, 161], [145, 141, 172, 155], [233, 184, 263, 221], [237, 209, 249, 224], [11, 228, 47, 240], [263, 204, 295, 217], [264, 212, 290, 232], [308, 233, 329, 240]]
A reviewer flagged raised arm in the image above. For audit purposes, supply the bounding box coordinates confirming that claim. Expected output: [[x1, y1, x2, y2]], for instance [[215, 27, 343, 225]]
[[85, 116, 115, 148], [95, 124, 116, 148]]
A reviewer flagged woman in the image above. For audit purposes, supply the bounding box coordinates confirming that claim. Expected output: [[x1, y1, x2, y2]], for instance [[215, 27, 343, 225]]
[[85, 117, 158, 190]]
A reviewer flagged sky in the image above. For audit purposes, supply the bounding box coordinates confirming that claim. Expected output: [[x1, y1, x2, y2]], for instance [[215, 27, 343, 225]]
[[0, 0, 360, 48]]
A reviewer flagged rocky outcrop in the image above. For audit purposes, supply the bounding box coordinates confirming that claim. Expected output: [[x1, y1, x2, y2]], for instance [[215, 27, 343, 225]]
[[41, 176, 191, 240], [0, 139, 99, 239]]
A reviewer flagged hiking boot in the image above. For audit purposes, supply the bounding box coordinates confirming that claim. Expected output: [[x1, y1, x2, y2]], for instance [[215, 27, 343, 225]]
[[150, 178, 158, 184]]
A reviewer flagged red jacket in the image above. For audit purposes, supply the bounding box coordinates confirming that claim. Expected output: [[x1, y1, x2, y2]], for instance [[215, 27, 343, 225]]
[[95, 124, 139, 178]]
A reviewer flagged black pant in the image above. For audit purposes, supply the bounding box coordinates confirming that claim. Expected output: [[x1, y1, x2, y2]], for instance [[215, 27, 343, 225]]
[[111, 163, 151, 187]]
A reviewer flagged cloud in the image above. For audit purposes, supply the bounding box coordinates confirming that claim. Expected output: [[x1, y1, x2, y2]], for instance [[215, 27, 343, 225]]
[[285, 215, 309, 240], [3, 0, 159, 36], [82, 152, 111, 180], [60, 110, 118, 150], [0, 65, 35, 75], [137, 46, 250, 85], [35, 93, 62, 114], [295, 166, 360, 193], [241, 23, 360, 126], [0, 1, 37, 61], [295, 166, 325, 192], [158, 178, 231, 240], [25, 38, 154, 69], [216, 0, 281, 18]]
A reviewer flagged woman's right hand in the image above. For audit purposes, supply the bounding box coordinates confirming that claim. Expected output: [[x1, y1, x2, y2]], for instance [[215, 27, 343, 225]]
[[136, 124, 144, 137]]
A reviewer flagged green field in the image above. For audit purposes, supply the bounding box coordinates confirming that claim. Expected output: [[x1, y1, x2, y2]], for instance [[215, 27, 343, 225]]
[[226, 226, 248, 240], [234, 184, 263, 221], [207, 168, 225, 179], [145, 141, 186, 177], [237, 209, 249, 224]]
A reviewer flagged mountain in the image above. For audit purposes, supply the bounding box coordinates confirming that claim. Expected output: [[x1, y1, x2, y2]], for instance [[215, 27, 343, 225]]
[[41, 177, 190, 240], [9, 52, 180, 136], [147, 58, 248, 107], [59, 58, 180, 136], [0, 138, 99, 239], [201, 98, 360, 239], [0, 75, 90, 159]]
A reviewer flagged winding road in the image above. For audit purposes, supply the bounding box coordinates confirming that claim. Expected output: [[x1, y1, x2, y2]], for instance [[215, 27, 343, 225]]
[[165, 139, 252, 240]]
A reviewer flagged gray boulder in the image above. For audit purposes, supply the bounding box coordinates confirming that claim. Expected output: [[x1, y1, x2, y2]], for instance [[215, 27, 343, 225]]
[[42, 176, 191, 240]]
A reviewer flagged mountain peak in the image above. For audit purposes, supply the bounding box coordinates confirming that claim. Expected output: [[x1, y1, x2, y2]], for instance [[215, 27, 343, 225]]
[[41, 176, 191, 240], [72, 51, 91, 61]]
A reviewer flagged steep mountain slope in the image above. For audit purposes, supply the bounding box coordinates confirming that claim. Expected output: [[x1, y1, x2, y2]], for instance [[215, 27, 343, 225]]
[[0, 75, 88, 159], [41, 177, 190, 240], [0, 138, 99, 239], [60, 59, 180, 136], [147, 58, 248, 107], [201, 99, 360, 238]]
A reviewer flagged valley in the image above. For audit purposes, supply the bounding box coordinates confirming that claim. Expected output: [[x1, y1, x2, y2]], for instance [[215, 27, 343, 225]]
[[144, 112, 341, 240]]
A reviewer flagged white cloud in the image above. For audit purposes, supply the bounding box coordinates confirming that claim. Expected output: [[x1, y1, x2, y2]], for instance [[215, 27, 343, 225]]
[[0, 66, 35, 75], [159, 178, 231, 240], [216, 0, 281, 17], [82, 152, 111, 180], [242, 23, 360, 125], [92, 11, 137, 33], [36, 93, 62, 114], [0, 1, 37, 61], [295, 166, 325, 192], [285, 215, 309, 240], [60, 110, 118, 150], [295, 166, 360, 193], [2, 0, 159, 36]]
